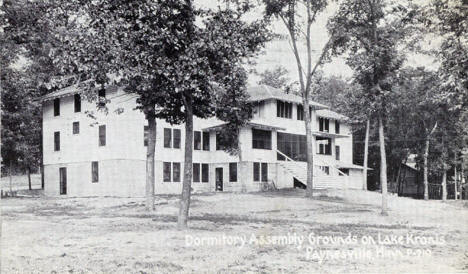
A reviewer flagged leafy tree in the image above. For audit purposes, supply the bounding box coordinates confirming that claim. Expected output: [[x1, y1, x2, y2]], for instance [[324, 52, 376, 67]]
[[47, 0, 270, 228], [263, 0, 334, 198], [257, 65, 298, 94], [328, 0, 416, 214]]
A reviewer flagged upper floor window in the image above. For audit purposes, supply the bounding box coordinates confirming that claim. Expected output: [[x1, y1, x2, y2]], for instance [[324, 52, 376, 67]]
[[202, 131, 210, 151], [216, 132, 229, 151], [74, 94, 81, 112], [54, 131, 60, 151], [252, 129, 271, 150], [335, 121, 340, 134], [335, 145, 340, 160], [164, 128, 181, 148], [54, 98, 60, 116], [99, 125, 106, 146], [317, 137, 331, 155], [144, 126, 149, 146], [98, 89, 106, 107], [73, 122, 80, 134], [319, 117, 329, 132], [297, 105, 304, 120], [277, 100, 292, 118], [277, 132, 307, 162], [194, 131, 202, 150]]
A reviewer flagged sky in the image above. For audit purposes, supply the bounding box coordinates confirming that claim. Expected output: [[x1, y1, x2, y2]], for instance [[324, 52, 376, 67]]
[[196, 0, 438, 86]]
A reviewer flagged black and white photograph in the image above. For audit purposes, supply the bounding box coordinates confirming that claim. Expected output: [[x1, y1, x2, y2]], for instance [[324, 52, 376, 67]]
[[0, 0, 467, 272]]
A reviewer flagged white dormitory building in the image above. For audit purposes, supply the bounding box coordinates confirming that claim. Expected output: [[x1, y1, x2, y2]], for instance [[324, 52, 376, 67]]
[[38, 84, 367, 196]]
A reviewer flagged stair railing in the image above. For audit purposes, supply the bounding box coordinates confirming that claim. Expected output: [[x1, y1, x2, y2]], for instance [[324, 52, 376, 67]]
[[276, 150, 327, 177]]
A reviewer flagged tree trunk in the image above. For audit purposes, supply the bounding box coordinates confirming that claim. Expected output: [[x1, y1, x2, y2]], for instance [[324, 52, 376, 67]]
[[9, 160, 13, 193], [27, 166, 31, 190], [454, 154, 457, 200], [145, 106, 156, 211], [363, 119, 370, 190], [461, 156, 465, 199], [442, 169, 447, 201], [378, 116, 388, 215], [304, 102, 314, 198], [238, 128, 246, 193], [423, 138, 430, 200], [178, 95, 193, 229]]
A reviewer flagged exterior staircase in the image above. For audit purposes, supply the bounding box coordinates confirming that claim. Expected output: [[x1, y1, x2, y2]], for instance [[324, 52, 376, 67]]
[[276, 150, 349, 189]]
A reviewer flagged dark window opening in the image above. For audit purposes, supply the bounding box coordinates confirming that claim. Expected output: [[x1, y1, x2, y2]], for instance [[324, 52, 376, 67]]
[[173, 129, 181, 149], [202, 131, 210, 151], [216, 132, 229, 151], [335, 121, 340, 134], [261, 163, 268, 182], [194, 131, 201, 150], [92, 161, 99, 182], [98, 89, 106, 107], [252, 129, 272, 150], [74, 94, 81, 112], [277, 132, 307, 162], [317, 137, 331, 155], [173, 162, 181, 182], [193, 163, 200, 183], [73, 122, 80, 134], [164, 128, 172, 148], [99, 125, 106, 146], [163, 162, 171, 182], [277, 100, 292, 118], [229, 163, 237, 182], [202, 164, 209, 183], [297, 104, 304, 120], [335, 145, 340, 160], [54, 98, 60, 116], [319, 166, 330, 175], [253, 162, 260, 182], [54, 131, 60, 151], [319, 117, 330, 132]]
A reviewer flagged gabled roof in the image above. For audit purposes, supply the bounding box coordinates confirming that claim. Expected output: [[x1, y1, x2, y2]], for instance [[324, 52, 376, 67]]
[[38, 84, 82, 102], [247, 85, 329, 110], [316, 109, 349, 121]]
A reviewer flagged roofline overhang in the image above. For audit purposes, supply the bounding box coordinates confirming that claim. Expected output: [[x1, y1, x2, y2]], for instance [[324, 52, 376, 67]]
[[312, 131, 350, 139], [202, 122, 286, 132]]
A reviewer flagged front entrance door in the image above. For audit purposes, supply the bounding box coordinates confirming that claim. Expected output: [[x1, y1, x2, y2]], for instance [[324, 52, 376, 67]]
[[215, 168, 223, 191], [59, 167, 67, 195]]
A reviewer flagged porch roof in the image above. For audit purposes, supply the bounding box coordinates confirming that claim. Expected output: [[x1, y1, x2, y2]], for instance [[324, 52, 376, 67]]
[[336, 162, 372, 170], [312, 131, 350, 139], [202, 121, 285, 132]]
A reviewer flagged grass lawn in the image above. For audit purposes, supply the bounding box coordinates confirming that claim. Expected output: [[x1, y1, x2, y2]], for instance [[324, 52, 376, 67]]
[[1, 188, 467, 273]]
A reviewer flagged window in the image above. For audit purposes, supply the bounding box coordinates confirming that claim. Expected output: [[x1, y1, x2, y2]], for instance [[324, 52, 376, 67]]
[[194, 131, 201, 150], [91, 161, 99, 182], [173, 129, 181, 149], [319, 166, 330, 175], [164, 128, 172, 148], [54, 98, 60, 116], [202, 164, 209, 183], [173, 162, 181, 182], [98, 89, 106, 107], [99, 125, 106, 146], [252, 129, 272, 150], [277, 100, 292, 118], [297, 104, 304, 120], [54, 131, 60, 151], [317, 137, 331, 155], [229, 163, 237, 182], [335, 146, 340, 160], [261, 163, 268, 182], [319, 117, 329, 132], [202, 131, 210, 151], [216, 132, 229, 151], [253, 162, 260, 182], [277, 132, 307, 162], [163, 162, 171, 182], [73, 122, 79, 134], [193, 163, 200, 183], [144, 126, 149, 146], [74, 94, 81, 112], [339, 168, 349, 176], [335, 121, 340, 134]]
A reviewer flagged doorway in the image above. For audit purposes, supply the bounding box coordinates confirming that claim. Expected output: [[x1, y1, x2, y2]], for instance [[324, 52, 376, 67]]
[[59, 167, 67, 195], [215, 167, 223, 191]]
